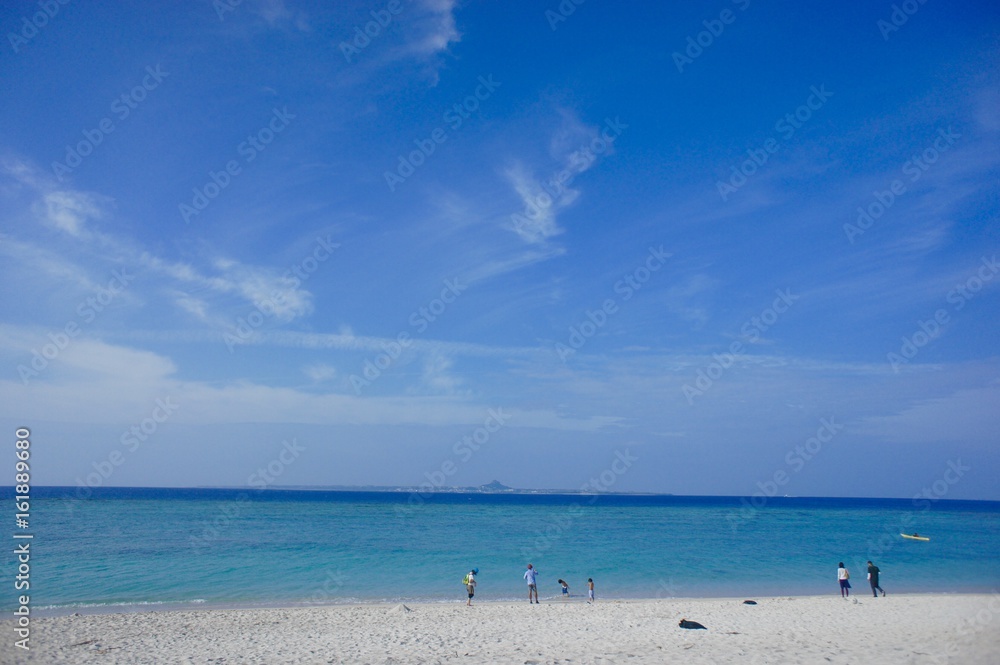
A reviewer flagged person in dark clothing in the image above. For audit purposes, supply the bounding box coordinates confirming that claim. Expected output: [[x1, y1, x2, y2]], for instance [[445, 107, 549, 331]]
[[867, 561, 885, 597]]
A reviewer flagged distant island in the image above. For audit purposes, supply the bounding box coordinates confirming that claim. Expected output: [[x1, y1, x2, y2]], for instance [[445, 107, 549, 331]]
[[262, 480, 669, 496]]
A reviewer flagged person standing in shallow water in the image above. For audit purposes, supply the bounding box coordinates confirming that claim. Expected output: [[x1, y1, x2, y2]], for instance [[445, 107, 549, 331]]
[[867, 561, 885, 597], [464, 568, 477, 606], [837, 562, 851, 598]]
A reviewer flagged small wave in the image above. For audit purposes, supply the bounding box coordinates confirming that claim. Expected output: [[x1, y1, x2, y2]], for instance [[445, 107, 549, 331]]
[[32, 599, 208, 617], [37, 599, 206, 609]]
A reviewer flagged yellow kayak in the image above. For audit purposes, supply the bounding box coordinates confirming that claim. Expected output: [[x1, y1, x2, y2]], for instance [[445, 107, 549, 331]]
[[901, 533, 930, 541]]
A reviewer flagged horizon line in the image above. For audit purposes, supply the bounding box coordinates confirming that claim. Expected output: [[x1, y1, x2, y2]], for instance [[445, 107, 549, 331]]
[[7, 485, 1000, 504]]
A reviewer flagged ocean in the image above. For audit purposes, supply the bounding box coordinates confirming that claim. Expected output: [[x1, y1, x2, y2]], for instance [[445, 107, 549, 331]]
[[3, 487, 999, 615]]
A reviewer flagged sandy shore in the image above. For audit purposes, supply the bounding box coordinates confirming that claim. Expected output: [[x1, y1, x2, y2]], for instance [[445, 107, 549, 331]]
[[6, 594, 999, 664]]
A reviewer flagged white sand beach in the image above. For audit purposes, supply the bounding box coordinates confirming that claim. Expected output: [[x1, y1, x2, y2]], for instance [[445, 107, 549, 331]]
[[7, 594, 999, 664]]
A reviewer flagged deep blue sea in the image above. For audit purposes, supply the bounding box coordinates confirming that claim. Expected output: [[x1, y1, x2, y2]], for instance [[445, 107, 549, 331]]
[[3, 488, 999, 615]]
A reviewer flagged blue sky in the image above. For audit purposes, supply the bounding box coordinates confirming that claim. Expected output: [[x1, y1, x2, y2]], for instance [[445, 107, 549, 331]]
[[1, 0, 998, 499]]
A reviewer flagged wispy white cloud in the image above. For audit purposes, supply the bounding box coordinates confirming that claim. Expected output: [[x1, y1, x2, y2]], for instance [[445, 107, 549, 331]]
[[3, 156, 108, 239], [2, 158, 317, 329], [660, 274, 717, 329], [504, 109, 616, 245], [856, 383, 1000, 444], [0, 328, 176, 383], [0, 236, 102, 293], [344, 0, 461, 82], [220, 328, 543, 359], [0, 334, 610, 431], [38, 190, 103, 237], [303, 363, 337, 383], [147, 257, 313, 326], [402, 0, 460, 58], [505, 163, 568, 244], [170, 291, 211, 323], [414, 352, 464, 395], [463, 246, 567, 283], [239, 0, 311, 32]]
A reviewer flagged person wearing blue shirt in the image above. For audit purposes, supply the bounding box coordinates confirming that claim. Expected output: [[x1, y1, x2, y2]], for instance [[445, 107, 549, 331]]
[[524, 563, 540, 604]]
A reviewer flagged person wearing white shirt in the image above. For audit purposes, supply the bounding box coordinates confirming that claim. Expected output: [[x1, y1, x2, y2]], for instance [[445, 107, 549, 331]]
[[465, 568, 478, 606], [837, 562, 851, 598]]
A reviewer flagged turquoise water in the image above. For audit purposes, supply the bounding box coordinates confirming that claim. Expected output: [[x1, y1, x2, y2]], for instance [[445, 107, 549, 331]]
[[3, 488, 998, 614]]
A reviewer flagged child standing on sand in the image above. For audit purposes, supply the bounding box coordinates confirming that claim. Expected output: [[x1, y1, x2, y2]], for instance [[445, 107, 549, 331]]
[[587, 578, 595, 603], [558, 579, 569, 599]]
